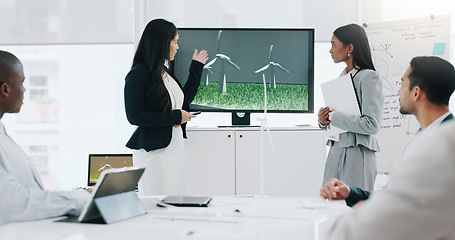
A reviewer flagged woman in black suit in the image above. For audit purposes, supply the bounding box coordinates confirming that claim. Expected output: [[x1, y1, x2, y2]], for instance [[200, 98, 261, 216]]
[[124, 19, 208, 196]]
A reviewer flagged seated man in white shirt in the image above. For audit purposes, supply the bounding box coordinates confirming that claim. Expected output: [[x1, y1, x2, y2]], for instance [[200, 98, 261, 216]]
[[0, 50, 90, 226], [321, 56, 455, 240], [320, 56, 454, 207]]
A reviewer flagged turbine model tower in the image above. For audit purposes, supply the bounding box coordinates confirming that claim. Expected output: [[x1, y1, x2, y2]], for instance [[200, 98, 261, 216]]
[[203, 30, 240, 92], [254, 45, 290, 88]]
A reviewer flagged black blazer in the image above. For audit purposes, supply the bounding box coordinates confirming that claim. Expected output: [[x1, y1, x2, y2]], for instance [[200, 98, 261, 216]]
[[124, 60, 203, 151]]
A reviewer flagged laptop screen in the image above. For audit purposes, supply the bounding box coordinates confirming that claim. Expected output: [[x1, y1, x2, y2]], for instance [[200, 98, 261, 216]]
[[88, 154, 133, 186]]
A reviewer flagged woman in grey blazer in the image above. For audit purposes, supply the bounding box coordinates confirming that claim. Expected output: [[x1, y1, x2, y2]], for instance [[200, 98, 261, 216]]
[[318, 24, 384, 191]]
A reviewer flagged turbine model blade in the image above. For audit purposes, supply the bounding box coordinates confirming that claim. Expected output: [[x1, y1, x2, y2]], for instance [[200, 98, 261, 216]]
[[216, 53, 229, 59], [205, 57, 217, 68], [272, 62, 290, 73], [216, 30, 222, 53], [255, 63, 271, 73], [217, 54, 240, 70], [226, 58, 241, 70], [204, 65, 214, 74], [268, 45, 274, 61]]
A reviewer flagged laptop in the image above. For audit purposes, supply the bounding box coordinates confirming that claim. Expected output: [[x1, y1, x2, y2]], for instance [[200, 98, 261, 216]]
[[87, 154, 133, 186], [58, 167, 146, 224]]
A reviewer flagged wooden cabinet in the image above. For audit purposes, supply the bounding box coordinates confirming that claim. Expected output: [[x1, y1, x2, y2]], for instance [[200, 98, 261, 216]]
[[185, 127, 326, 197]]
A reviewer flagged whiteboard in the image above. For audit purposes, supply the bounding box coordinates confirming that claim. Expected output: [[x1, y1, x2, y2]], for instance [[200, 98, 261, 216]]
[[364, 15, 451, 172]]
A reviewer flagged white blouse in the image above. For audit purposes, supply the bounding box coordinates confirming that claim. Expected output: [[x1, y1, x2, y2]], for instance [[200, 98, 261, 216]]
[[162, 72, 184, 110]]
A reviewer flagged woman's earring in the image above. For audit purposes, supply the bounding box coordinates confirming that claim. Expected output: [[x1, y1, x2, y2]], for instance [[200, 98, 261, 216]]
[[347, 53, 350, 57]]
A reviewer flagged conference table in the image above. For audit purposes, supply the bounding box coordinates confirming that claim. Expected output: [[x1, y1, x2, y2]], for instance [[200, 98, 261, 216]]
[[0, 196, 349, 240]]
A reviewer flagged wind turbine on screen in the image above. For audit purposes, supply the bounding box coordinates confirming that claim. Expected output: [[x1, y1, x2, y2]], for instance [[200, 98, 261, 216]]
[[98, 164, 113, 172], [203, 30, 240, 92], [254, 45, 290, 88]]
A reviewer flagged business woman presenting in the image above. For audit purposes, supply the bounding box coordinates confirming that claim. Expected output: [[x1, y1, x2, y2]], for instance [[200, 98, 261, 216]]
[[124, 19, 208, 196], [319, 24, 384, 191]]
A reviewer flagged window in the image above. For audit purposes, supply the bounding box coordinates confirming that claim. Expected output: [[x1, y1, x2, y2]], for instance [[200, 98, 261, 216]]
[[0, 0, 135, 190]]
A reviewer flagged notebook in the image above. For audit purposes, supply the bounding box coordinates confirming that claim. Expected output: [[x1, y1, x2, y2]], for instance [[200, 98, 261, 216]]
[[87, 154, 133, 186]]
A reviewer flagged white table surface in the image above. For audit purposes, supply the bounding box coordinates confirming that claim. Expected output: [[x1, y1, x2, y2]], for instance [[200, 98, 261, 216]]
[[0, 196, 349, 240]]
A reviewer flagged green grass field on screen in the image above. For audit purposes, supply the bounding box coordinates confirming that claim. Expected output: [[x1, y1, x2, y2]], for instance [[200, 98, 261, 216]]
[[192, 82, 308, 111]]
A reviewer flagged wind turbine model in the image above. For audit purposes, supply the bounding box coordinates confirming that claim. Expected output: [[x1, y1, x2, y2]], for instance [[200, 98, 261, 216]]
[[202, 65, 213, 85], [203, 30, 240, 92], [98, 163, 113, 172], [257, 73, 274, 197], [254, 45, 290, 89]]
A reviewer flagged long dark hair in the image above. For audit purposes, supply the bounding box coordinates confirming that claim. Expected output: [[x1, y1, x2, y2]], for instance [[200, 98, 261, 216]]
[[132, 19, 177, 111], [333, 24, 375, 71]]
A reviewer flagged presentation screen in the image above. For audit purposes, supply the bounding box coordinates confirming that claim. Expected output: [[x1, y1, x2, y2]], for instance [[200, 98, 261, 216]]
[[172, 28, 314, 113]]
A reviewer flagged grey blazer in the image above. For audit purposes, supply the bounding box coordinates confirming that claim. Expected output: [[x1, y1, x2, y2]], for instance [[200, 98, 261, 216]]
[[325, 69, 384, 152]]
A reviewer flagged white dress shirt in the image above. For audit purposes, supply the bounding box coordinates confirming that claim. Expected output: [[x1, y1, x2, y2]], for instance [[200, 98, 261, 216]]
[[321, 121, 455, 240], [422, 111, 451, 132], [0, 121, 90, 226]]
